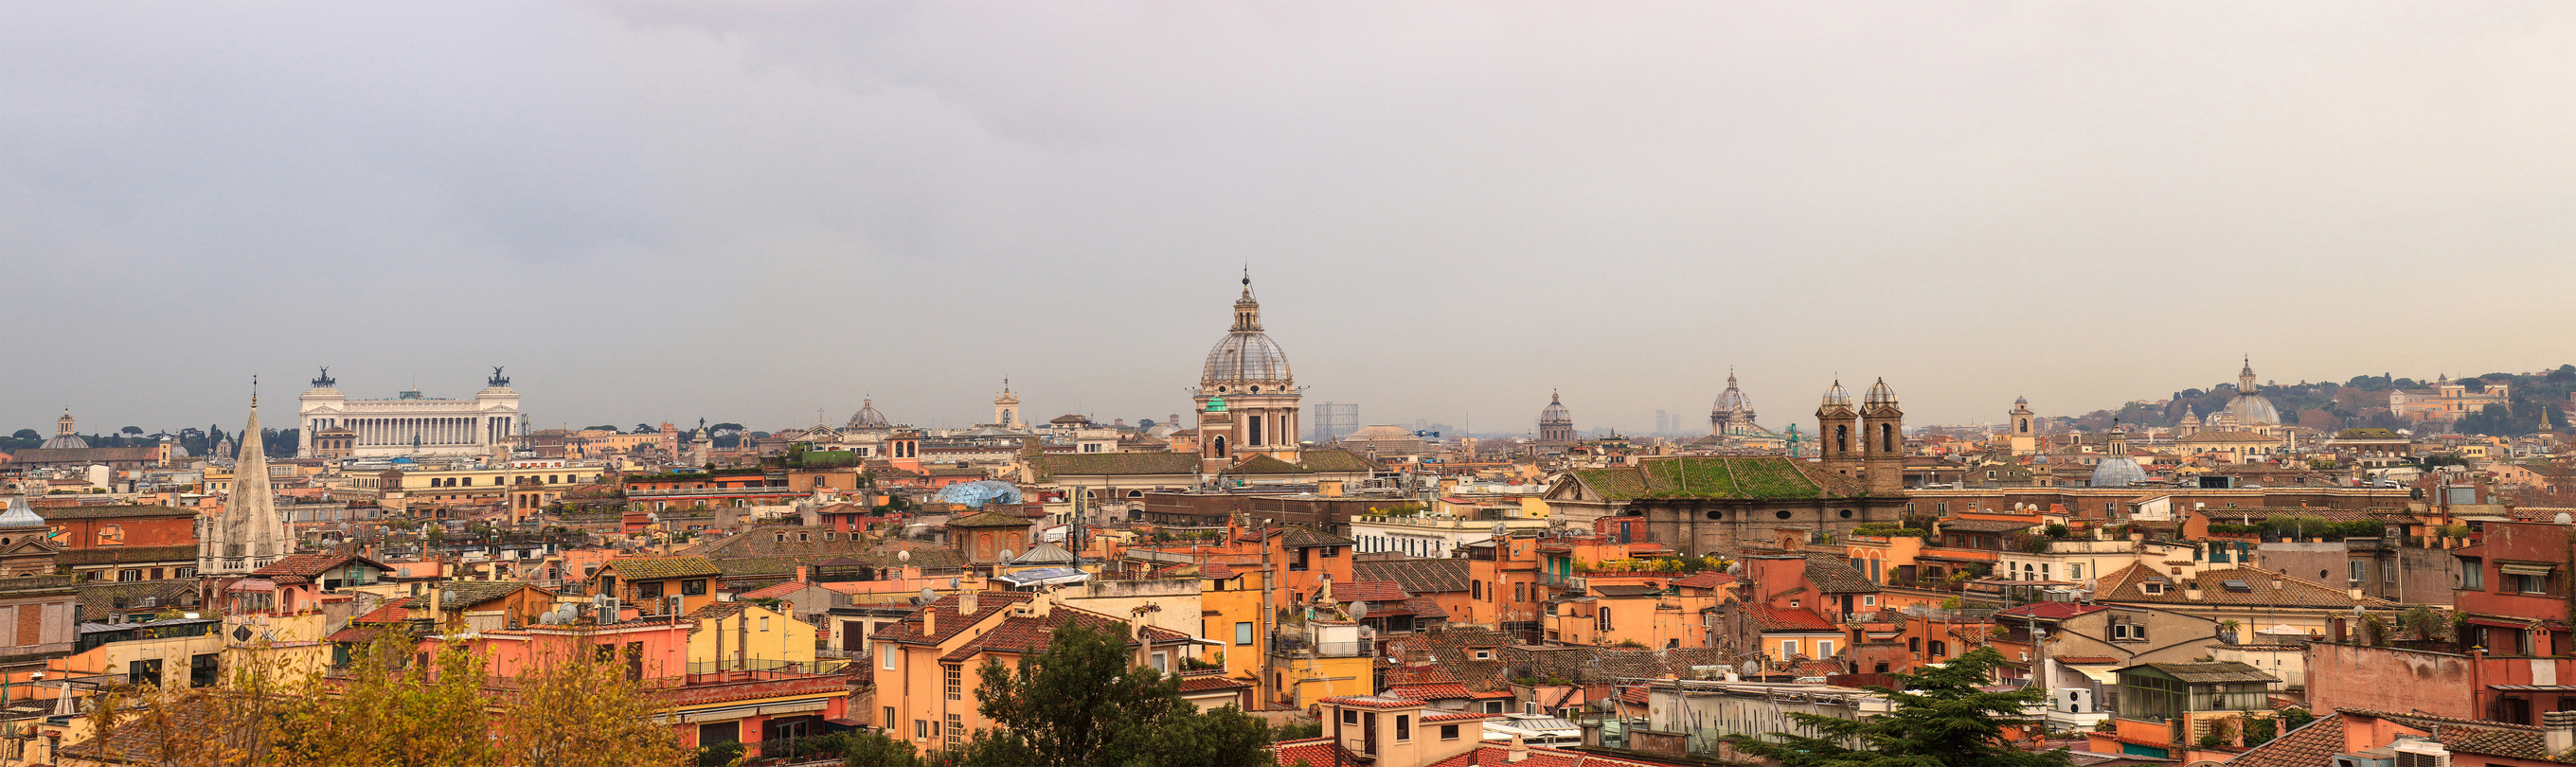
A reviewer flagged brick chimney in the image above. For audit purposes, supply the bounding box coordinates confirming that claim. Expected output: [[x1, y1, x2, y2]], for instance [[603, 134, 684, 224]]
[[2547, 710, 2576, 755]]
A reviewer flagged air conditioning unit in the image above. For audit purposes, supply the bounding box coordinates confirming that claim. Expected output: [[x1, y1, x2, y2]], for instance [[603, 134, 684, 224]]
[[2332, 756, 2394, 767], [2391, 738, 2451, 767]]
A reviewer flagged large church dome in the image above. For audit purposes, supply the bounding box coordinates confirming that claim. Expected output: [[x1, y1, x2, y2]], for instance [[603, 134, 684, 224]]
[[1539, 392, 1571, 424], [1202, 278, 1292, 388], [1204, 332, 1292, 385], [2227, 358, 2281, 427], [845, 399, 891, 430]]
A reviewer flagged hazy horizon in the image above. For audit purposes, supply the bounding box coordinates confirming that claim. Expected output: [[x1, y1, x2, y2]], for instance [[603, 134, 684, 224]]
[[10, 2, 2576, 437]]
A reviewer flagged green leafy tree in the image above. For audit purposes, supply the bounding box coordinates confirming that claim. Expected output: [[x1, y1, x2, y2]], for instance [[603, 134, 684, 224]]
[[277, 637, 495, 765], [635, 423, 658, 435], [1726, 647, 2070, 767], [961, 621, 1272, 767], [842, 729, 921, 766], [9, 429, 35, 440]]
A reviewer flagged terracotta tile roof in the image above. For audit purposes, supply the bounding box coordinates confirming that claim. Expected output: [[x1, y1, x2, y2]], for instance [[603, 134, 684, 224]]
[[1295, 450, 1374, 473], [1399, 596, 1448, 620], [2125, 661, 2278, 684], [253, 553, 391, 579], [874, 591, 1036, 647], [1177, 674, 1254, 693], [937, 604, 1192, 663], [1355, 558, 1470, 594], [31, 505, 194, 519], [1618, 687, 1648, 705], [603, 555, 724, 580], [737, 580, 817, 600], [59, 544, 197, 566], [75, 580, 199, 620], [1269, 737, 1362, 767], [403, 580, 546, 610], [1802, 557, 1878, 594], [2339, 708, 2576, 763], [1941, 519, 2039, 533], [1328, 580, 1410, 603], [1277, 526, 1356, 548], [1421, 710, 1488, 722], [353, 601, 411, 624], [1668, 571, 1734, 589], [1386, 682, 1476, 701], [1228, 455, 1311, 474], [1423, 744, 1677, 767], [1567, 455, 1869, 501], [1316, 695, 1425, 709], [326, 626, 391, 644], [689, 602, 751, 620], [1742, 603, 1839, 633], [948, 509, 1032, 528], [1028, 453, 1201, 479], [2093, 562, 2392, 609]]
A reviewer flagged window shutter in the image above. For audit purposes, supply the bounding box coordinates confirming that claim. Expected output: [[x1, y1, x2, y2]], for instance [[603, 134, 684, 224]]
[[15, 604, 40, 647]]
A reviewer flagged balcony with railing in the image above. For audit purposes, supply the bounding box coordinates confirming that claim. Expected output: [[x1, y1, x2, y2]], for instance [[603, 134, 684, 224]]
[[1267, 632, 1372, 658], [626, 485, 796, 498]]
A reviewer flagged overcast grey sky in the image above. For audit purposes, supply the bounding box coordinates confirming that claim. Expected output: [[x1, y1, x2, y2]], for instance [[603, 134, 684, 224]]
[[9, 2, 2576, 437]]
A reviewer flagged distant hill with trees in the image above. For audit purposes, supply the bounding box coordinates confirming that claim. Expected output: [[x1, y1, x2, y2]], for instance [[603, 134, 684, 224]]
[[2064, 365, 2576, 437]]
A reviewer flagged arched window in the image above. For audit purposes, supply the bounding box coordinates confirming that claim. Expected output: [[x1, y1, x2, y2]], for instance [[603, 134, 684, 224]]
[[1834, 425, 1849, 453], [1880, 423, 1896, 453]]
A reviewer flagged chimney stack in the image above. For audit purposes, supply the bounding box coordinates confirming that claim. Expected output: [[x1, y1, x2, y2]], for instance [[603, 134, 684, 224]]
[[961, 588, 978, 615], [2548, 711, 2576, 756], [1506, 733, 1530, 763], [923, 604, 937, 635]]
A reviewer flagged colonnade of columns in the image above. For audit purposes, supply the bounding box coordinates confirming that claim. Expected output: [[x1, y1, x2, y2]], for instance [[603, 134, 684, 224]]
[[305, 415, 512, 447]]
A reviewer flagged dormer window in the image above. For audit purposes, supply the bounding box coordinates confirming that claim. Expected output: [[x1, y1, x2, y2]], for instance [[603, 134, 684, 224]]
[[2143, 580, 2166, 595]]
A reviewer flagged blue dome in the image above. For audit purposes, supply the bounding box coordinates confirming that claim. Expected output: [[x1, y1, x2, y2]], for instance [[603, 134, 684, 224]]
[[934, 480, 1024, 508]]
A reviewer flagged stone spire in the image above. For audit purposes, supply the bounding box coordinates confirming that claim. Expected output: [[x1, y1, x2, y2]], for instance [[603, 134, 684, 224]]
[[203, 380, 290, 576], [1231, 272, 1262, 332]]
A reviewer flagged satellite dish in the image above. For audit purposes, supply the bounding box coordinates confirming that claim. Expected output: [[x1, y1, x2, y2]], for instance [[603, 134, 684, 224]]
[[897, 550, 911, 562], [1491, 523, 1507, 539], [1001, 548, 1015, 561], [948, 579, 960, 589], [920, 587, 938, 603], [1351, 601, 1369, 619], [2556, 512, 2571, 526], [1741, 659, 1760, 676]]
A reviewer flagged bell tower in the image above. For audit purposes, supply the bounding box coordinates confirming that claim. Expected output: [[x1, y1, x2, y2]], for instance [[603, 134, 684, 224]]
[[1816, 381, 1860, 479], [1861, 378, 1905, 494], [993, 380, 1020, 429]]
